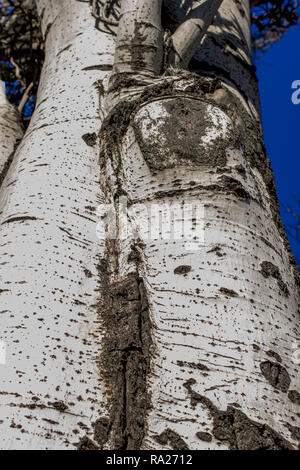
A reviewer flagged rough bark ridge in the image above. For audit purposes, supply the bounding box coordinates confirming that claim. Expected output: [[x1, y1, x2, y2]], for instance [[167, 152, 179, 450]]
[[97, 262, 152, 450], [97, 0, 300, 450]]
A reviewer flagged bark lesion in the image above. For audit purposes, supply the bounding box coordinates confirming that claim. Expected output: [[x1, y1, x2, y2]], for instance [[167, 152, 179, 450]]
[[260, 361, 291, 393], [97, 258, 152, 450], [260, 261, 290, 297], [153, 428, 190, 450], [184, 378, 296, 450]]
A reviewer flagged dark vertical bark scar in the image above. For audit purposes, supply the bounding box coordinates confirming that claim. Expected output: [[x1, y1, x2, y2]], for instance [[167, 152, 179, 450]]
[[97, 261, 152, 450], [183, 379, 295, 450]]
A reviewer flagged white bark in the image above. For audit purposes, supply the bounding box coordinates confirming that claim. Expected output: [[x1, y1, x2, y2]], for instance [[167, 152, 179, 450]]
[[0, 81, 23, 178], [0, 0, 115, 450], [0, 0, 299, 451], [119, 103, 300, 449], [113, 0, 164, 76], [99, 0, 300, 450]]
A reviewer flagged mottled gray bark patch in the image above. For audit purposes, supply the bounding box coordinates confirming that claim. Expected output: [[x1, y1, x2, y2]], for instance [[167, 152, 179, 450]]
[[217, 175, 250, 201], [287, 424, 300, 441], [219, 287, 238, 297], [93, 417, 110, 447], [97, 261, 152, 450], [177, 360, 209, 371], [132, 97, 229, 170], [288, 390, 300, 405], [75, 436, 99, 450], [174, 265, 191, 275], [2, 216, 39, 225], [266, 350, 282, 363], [99, 74, 223, 186], [153, 428, 189, 450], [82, 132, 97, 147], [196, 431, 213, 442], [260, 361, 291, 393], [48, 400, 68, 412], [260, 261, 290, 297], [184, 379, 294, 450]]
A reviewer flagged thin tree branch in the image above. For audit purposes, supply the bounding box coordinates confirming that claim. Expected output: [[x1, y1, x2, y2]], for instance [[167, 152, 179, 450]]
[[167, 0, 224, 68], [10, 56, 26, 89], [91, 0, 119, 26], [18, 81, 34, 114]]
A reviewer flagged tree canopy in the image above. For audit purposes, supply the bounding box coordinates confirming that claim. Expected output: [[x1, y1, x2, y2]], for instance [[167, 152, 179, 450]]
[[0, 0, 299, 118], [251, 0, 299, 51]]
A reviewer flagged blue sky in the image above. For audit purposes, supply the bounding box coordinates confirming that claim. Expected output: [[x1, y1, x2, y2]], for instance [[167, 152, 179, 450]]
[[254, 23, 300, 264]]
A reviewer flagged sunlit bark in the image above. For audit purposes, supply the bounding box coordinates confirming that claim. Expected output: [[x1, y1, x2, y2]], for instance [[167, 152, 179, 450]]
[[0, 0, 299, 451], [0, 0, 114, 449], [99, 0, 300, 450]]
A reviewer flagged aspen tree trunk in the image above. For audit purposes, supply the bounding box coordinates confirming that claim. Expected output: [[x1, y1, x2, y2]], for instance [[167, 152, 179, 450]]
[[0, 81, 23, 182], [98, 0, 300, 450], [0, 0, 114, 450], [0, 0, 299, 451]]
